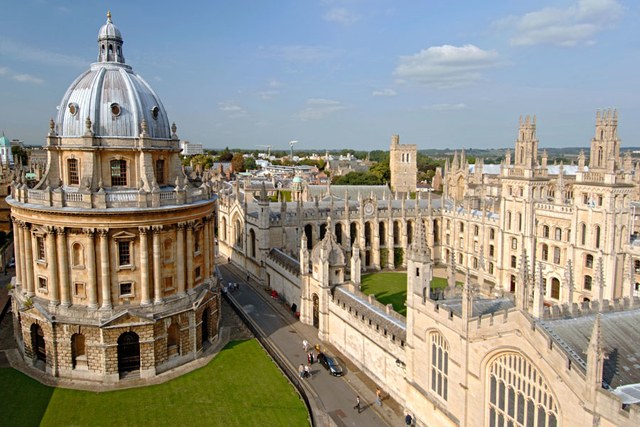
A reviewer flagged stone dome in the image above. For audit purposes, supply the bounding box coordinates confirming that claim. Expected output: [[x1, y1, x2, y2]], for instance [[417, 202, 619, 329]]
[[55, 12, 171, 139]]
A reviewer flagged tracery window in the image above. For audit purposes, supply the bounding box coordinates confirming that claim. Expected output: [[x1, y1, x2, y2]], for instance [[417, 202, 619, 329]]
[[585, 254, 593, 269], [584, 275, 592, 291], [487, 352, 558, 427], [430, 332, 448, 401]]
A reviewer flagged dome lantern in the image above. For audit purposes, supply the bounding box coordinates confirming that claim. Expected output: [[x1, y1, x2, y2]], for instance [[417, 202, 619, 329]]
[[97, 11, 125, 64]]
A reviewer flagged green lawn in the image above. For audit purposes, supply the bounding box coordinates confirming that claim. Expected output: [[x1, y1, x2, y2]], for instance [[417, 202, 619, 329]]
[[0, 340, 309, 427], [360, 273, 461, 315]]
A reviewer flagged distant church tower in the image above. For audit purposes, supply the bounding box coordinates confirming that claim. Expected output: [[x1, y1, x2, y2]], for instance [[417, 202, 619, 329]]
[[389, 134, 417, 194]]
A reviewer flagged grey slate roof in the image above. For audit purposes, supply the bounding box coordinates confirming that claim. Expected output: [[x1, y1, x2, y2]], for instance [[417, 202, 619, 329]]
[[539, 309, 640, 389], [306, 185, 392, 201], [438, 297, 515, 317]]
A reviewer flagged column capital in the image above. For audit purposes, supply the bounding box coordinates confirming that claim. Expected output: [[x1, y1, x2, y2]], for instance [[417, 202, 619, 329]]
[[186, 220, 197, 229], [177, 222, 187, 231], [138, 226, 151, 235], [83, 227, 96, 237], [152, 225, 163, 234], [45, 225, 56, 235], [97, 228, 109, 238], [55, 226, 67, 236]]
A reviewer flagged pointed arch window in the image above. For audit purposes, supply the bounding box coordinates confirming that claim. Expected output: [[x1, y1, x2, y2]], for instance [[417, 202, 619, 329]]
[[595, 225, 601, 249], [430, 332, 449, 401], [487, 352, 559, 427]]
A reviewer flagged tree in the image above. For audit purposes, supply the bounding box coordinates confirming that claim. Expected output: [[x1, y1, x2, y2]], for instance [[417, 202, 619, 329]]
[[11, 146, 27, 166], [218, 147, 233, 162], [332, 171, 383, 185], [244, 156, 257, 171], [231, 153, 245, 172], [369, 158, 390, 183]]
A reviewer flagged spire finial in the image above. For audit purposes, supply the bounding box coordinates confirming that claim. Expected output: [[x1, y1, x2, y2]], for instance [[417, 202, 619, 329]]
[[107, 10, 112, 22]]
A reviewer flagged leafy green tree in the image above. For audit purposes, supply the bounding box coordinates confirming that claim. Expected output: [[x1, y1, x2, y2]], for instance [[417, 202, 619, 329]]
[[369, 158, 390, 183], [332, 171, 383, 185], [218, 147, 233, 162], [244, 156, 257, 171]]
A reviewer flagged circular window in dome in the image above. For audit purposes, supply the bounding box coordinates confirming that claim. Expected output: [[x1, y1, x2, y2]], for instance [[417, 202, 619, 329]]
[[68, 103, 79, 116], [110, 103, 121, 117], [151, 106, 159, 120]]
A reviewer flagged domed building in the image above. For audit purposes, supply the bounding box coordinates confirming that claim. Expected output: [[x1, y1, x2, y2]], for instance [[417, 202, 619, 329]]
[[8, 12, 219, 382]]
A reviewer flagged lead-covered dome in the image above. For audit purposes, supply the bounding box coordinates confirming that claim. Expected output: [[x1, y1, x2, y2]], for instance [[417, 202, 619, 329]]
[[55, 12, 171, 139]]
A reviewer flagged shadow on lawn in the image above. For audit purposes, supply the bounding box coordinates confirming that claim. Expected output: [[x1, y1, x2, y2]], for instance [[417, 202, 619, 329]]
[[0, 368, 54, 427]]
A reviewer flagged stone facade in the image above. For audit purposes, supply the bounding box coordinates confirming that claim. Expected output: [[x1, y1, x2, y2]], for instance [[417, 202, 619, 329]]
[[219, 111, 640, 426], [390, 134, 417, 194], [8, 13, 220, 383]]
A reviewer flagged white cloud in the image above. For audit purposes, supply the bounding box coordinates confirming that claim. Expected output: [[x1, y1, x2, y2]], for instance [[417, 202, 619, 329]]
[[295, 98, 346, 120], [372, 88, 397, 97], [218, 102, 246, 118], [12, 74, 43, 84], [498, 0, 623, 47], [393, 44, 501, 88], [0, 66, 43, 84], [268, 80, 283, 88], [257, 90, 280, 100], [424, 103, 467, 111], [324, 7, 360, 25], [0, 38, 86, 67], [260, 45, 338, 63]]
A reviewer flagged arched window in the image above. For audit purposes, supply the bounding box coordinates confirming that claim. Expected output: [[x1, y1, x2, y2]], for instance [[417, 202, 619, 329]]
[[542, 225, 549, 238], [430, 332, 449, 400], [474, 225, 479, 236], [393, 221, 401, 245], [541, 244, 548, 261], [155, 159, 165, 185], [249, 229, 256, 258], [71, 333, 86, 369], [554, 228, 561, 241], [234, 219, 243, 249], [459, 222, 464, 233], [551, 278, 560, 299], [407, 221, 413, 245], [487, 352, 558, 427], [584, 275, 592, 291], [67, 158, 79, 185], [221, 218, 227, 242], [365, 222, 372, 247], [507, 212, 512, 230], [585, 254, 593, 268], [580, 223, 587, 246], [517, 213, 522, 231], [167, 323, 180, 357], [72, 242, 84, 267], [379, 222, 386, 246], [110, 159, 127, 186], [511, 255, 517, 268], [595, 226, 601, 249], [553, 247, 561, 264]]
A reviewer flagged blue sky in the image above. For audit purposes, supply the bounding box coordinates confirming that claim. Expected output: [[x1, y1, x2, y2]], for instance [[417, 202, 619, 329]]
[[1, 0, 639, 151]]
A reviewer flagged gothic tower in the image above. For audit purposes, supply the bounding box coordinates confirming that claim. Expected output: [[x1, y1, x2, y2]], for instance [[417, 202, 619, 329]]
[[390, 134, 417, 194]]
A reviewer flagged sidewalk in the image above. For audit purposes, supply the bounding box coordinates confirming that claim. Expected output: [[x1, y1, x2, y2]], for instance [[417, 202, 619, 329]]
[[221, 260, 404, 427]]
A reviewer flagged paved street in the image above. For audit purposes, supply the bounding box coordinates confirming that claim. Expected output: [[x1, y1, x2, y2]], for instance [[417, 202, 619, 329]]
[[218, 262, 404, 427]]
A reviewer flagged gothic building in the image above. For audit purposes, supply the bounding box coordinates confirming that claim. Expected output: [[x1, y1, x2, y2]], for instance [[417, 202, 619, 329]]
[[8, 13, 219, 382], [218, 112, 640, 426]]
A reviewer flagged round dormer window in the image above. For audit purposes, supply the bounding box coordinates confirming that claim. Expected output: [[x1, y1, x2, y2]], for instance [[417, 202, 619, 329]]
[[111, 103, 121, 117], [151, 106, 159, 120], [68, 103, 78, 116]]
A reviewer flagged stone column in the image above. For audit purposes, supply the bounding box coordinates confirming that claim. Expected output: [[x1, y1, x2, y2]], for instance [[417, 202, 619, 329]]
[[387, 219, 395, 268], [23, 223, 34, 297], [177, 223, 186, 295], [401, 220, 408, 268], [56, 227, 71, 307], [85, 228, 98, 309], [45, 227, 59, 304], [98, 229, 112, 310], [152, 226, 163, 304], [203, 217, 211, 279], [139, 227, 151, 306], [12, 219, 22, 288], [209, 216, 215, 274], [373, 221, 380, 269], [186, 221, 195, 291]]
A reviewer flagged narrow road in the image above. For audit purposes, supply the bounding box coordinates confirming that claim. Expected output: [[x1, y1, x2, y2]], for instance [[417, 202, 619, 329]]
[[218, 263, 394, 427]]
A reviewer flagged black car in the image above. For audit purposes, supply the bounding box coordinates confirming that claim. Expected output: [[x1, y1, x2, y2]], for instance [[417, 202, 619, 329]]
[[318, 353, 344, 376]]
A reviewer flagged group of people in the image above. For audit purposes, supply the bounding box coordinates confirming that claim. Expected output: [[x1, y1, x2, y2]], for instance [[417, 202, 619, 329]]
[[299, 339, 317, 379], [353, 388, 383, 415], [298, 363, 312, 379], [223, 281, 239, 293]]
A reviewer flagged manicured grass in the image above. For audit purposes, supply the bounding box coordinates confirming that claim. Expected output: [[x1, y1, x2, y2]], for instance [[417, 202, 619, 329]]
[[0, 340, 309, 427], [361, 272, 408, 315], [361, 273, 462, 315]]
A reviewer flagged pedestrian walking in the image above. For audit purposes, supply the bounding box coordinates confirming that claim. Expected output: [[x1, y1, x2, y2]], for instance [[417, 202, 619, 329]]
[[304, 364, 311, 378], [376, 388, 382, 406], [353, 395, 361, 413], [405, 413, 413, 425], [303, 339, 309, 352], [298, 364, 304, 378]]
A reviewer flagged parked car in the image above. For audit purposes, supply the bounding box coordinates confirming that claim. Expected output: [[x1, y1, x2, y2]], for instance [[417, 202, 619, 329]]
[[318, 352, 344, 376]]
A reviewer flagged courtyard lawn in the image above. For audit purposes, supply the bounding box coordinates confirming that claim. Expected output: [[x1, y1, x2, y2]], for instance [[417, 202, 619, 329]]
[[361, 272, 408, 315], [360, 273, 462, 315], [0, 340, 309, 427]]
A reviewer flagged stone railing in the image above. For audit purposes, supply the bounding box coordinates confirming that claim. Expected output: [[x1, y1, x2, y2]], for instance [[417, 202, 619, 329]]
[[534, 203, 574, 214], [12, 184, 213, 210]]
